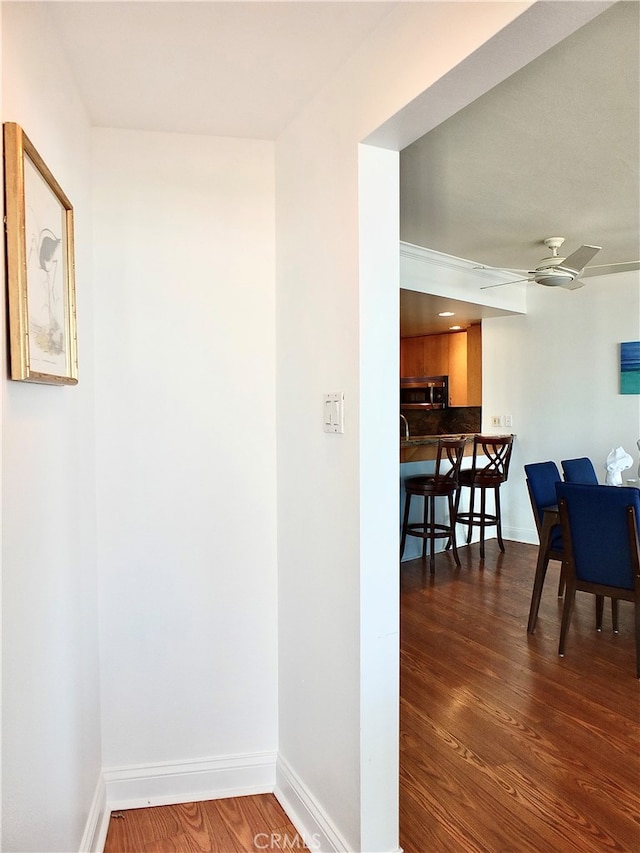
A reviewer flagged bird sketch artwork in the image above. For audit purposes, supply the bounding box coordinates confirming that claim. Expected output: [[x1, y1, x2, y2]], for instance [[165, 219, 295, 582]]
[[28, 227, 63, 356], [23, 153, 68, 373]]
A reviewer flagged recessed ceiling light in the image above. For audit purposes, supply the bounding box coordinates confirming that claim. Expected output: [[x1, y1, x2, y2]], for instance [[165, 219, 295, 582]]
[[438, 311, 455, 317], [449, 325, 463, 330]]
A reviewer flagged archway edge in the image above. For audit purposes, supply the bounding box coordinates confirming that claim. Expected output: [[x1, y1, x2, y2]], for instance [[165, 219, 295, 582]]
[[366, 0, 614, 152]]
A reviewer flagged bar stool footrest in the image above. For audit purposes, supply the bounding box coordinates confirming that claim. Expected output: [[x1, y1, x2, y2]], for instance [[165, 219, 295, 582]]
[[456, 511, 499, 527], [406, 523, 457, 539]]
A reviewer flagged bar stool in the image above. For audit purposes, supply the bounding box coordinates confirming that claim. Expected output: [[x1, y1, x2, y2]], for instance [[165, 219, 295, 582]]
[[400, 437, 466, 573], [453, 434, 514, 559]]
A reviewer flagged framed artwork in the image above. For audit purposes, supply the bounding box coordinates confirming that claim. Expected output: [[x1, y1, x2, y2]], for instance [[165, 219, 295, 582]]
[[620, 341, 640, 395], [3, 122, 78, 384]]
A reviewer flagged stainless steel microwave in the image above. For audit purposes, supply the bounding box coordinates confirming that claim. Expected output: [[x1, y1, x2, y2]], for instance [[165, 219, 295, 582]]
[[400, 375, 448, 409]]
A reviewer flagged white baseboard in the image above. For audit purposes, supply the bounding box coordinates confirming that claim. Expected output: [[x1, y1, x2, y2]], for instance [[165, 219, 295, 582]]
[[274, 756, 351, 853], [95, 752, 402, 853], [103, 750, 277, 812], [503, 525, 538, 545], [79, 773, 109, 853]]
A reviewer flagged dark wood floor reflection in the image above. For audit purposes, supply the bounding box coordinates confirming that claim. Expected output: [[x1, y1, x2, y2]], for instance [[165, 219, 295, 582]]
[[400, 540, 640, 853]]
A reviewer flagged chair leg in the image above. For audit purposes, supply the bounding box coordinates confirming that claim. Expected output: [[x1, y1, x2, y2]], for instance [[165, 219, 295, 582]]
[[428, 496, 436, 573], [422, 496, 428, 560], [479, 487, 487, 559], [596, 595, 604, 631], [495, 485, 505, 552], [445, 488, 462, 551], [558, 582, 577, 657], [527, 512, 560, 634], [557, 564, 565, 598], [611, 598, 619, 633], [466, 486, 475, 544], [400, 492, 411, 558], [527, 556, 550, 634], [634, 600, 640, 680], [448, 491, 460, 567]]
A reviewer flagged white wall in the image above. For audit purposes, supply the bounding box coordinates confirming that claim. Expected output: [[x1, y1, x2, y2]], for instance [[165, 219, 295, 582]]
[[1, 4, 101, 851], [484, 272, 640, 543], [1, 2, 621, 851], [273, 3, 612, 851], [92, 128, 278, 795]]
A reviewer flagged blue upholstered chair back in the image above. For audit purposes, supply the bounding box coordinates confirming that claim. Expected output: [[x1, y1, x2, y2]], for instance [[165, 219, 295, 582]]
[[561, 457, 599, 485], [555, 482, 640, 590], [524, 461, 563, 551]]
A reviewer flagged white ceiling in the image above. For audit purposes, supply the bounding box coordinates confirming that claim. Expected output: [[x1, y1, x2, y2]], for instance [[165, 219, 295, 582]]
[[45, 1, 639, 338], [399, 0, 639, 335], [48, 1, 397, 139], [400, 0, 639, 274]]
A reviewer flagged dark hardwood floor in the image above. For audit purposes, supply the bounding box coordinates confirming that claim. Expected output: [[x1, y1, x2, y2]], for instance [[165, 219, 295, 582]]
[[400, 540, 640, 853], [103, 540, 639, 852]]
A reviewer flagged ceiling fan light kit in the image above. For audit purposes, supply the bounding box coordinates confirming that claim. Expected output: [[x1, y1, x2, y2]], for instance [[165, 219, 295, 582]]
[[534, 269, 581, 288], [532, 237, 601, 288]]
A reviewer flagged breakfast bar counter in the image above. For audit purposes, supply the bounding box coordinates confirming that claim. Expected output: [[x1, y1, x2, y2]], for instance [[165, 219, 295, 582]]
[[400, 433, 476, 463]]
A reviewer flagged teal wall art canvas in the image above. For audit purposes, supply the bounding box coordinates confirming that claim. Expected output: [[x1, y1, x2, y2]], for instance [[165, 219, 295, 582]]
[[620, 341, 640, 394]]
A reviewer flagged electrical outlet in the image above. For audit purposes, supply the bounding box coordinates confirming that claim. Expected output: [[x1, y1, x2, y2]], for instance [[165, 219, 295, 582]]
[[491, 415, 503, 427], [504, 414, 513, 428]]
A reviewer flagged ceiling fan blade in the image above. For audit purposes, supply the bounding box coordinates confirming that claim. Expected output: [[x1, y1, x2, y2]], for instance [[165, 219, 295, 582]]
[[581, 260, 640, 278], [474, 264, 530, 274], [556, 244, 601, 275], [559, 276, 586, 291], [480, 276, 532, 290]]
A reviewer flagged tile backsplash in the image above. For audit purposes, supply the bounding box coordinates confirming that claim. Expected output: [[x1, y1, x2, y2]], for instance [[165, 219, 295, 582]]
[[402, 407, 481, 437]]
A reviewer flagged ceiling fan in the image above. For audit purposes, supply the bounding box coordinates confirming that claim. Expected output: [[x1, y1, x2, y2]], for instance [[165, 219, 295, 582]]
[[479, 237, 639, 290]]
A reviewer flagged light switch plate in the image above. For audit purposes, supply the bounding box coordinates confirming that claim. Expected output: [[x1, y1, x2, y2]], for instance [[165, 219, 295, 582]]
[[324, 392, 344, 433]]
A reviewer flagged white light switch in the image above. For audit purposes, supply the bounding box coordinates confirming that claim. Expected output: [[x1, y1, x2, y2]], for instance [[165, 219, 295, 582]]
[[323, 392, 344, 433]]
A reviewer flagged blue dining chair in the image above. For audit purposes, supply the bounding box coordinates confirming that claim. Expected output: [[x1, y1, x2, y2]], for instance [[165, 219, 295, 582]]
[[555, 482, 640, 678], [561, 457, 599, 484], [524, 462, 566, 632]]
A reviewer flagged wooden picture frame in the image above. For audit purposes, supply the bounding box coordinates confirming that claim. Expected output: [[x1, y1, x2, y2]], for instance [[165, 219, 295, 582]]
[[620, 340, 640, 395], [3, 122, 78, 384]]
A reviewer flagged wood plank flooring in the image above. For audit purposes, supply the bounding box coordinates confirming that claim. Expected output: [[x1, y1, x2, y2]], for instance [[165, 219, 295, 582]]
[[103, 540, 639, 852], [103, 794, 303, 852], [400, 540, 640, 853]]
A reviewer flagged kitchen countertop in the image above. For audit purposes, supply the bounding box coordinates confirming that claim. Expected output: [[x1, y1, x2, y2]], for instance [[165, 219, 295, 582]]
[[400, 433, 514, 463], [400, 432, 476, 448], [400, 433, 475, 463]]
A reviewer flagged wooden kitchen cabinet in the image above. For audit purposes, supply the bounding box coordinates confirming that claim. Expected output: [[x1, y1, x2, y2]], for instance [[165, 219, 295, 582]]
[[400, 333, 448, 377], [447, 331, 467, 406], [400, 336, 426, 377], [400, 326, 482, 407], [466, 323, 482, 406], [422, 335, 449, 377]]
